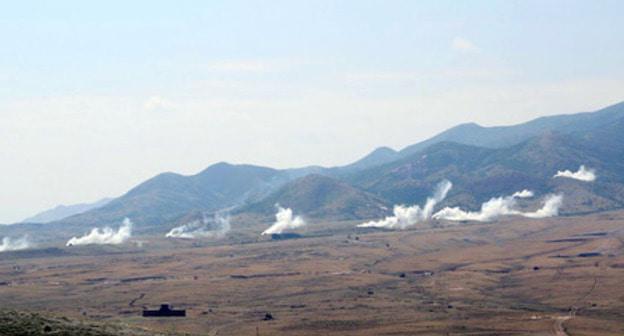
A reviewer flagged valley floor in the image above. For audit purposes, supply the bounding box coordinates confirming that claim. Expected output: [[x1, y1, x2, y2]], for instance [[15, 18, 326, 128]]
[[2, 212, 624, 335]]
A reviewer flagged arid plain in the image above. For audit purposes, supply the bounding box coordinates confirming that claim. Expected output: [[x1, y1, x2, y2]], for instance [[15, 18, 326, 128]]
[[2, 211, 624, 336]]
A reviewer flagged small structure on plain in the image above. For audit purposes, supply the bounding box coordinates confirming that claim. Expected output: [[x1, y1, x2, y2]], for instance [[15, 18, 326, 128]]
[[143, 304, 186, 317]]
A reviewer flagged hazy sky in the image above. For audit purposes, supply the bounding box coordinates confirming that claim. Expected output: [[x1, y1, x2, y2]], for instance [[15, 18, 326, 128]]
[[1, 0, 623, 223]]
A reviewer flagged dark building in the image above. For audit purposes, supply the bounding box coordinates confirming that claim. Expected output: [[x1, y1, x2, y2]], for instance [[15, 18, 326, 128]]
[[271, 233, 302, 240], [142, 304, 186, 317]]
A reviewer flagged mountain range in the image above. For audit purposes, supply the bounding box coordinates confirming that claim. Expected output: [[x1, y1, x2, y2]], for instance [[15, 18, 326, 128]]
[[8, 100, 624, 240], [21, 198, 113, 224]]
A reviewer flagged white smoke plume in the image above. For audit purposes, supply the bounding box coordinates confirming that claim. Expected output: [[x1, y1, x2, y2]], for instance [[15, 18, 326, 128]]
[[0, 236, 31, 252], [512, 190, 534, 198], [261, 206, 306, 235], [522, 194, 564, 218], [554, 165, 596, 182], [432, 192, 525, 222], [166, 213, 231, 239], [358, 180, 453, 229], [433, 191, 563, 222], [66, 218, 132, 246]]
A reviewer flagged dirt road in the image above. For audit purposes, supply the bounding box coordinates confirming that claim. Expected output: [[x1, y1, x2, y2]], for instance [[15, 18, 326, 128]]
[[552, 308, 576, 336]]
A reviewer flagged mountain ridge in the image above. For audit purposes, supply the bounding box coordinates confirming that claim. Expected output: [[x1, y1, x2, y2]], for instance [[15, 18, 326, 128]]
[[21, 198, 113, 224], [398, 100, 624, 156], [6, 100, 624, 241]]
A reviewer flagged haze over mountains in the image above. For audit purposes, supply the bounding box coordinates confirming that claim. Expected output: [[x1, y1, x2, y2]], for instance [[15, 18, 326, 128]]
[[21, 198, 113, 224], [10, 101, 624, 240]]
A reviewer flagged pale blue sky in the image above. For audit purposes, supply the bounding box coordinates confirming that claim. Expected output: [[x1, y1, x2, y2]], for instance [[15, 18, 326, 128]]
[[1, 1, 623, 223]]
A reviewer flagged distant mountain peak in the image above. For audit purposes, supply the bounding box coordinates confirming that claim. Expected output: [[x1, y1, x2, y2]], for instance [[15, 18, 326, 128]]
[[22, 197, 113, 224], [454, 122, 483, 129], [371, 146, 397, 154], [341, 146, 400, 172]]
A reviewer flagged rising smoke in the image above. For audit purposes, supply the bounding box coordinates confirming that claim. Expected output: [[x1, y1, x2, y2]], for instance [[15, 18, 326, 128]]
[[66, 218, 133, 246], [0, 236, 31, 252], [512, 190, 534, 198], [261, 206, 306, 235], [166, 213, 231, 239], [522, 194, 564, 218], [433, 191, 563, 222], [554, 165, 596, 182], [357, 180, 453, 229]]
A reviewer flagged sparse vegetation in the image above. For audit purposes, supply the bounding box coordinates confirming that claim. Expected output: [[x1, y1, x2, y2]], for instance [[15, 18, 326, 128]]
[[0, 310, 163, 336]]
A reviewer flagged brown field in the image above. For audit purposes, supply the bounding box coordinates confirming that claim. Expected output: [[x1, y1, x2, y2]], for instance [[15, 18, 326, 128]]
[[2, 211, 624, 335]]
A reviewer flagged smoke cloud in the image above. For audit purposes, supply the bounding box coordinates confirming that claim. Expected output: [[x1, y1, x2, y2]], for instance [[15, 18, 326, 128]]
[[66, 218, 133, 246], [512, 190, 534, 198], [166, 213, 231, 239], [554, 165, 596, 182], [0, 236, 31, 252], [433, 191, 563, 222], [522, 194, 564, 218], [261, 206, 306, 235], [358, 180, 453, 229]]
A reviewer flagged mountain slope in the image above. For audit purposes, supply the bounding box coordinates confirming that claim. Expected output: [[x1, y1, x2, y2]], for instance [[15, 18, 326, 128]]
[[348, 127, 624, 214], [346, 141, 495, 206], [240, 174, 390, 220], [22, 198, 112, 223], [55, 163, 291, 231], [398, 100, 624, 157], [339, 146, 400, 172]]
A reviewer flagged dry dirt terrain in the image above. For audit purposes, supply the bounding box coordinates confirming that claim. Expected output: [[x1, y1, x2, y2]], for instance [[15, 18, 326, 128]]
[[2, 211, 624, 335]]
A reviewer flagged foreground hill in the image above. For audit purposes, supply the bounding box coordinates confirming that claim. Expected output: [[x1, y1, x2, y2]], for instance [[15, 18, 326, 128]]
[[0, 310, 162, 336], [240, 174, 390, 220]]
